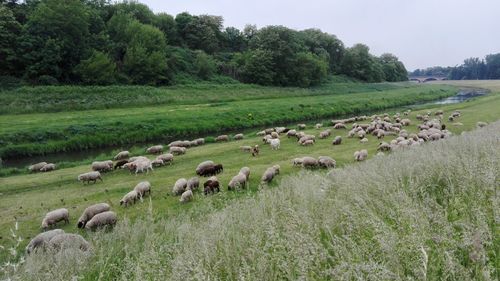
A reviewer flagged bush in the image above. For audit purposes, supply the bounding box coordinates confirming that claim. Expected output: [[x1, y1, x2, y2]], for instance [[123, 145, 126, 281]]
[[37, 75, 59, 86]]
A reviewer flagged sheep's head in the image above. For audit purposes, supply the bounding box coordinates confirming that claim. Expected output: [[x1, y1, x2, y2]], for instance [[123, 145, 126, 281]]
[[77, 220, 85, 229]]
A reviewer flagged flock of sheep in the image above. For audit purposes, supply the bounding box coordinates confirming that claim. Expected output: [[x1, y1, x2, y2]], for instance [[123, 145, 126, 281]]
[[25, 108, 487, 255]]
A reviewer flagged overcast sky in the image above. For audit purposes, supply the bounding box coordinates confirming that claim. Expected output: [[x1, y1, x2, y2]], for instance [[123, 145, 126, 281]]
[[141, 0, 499, 70]]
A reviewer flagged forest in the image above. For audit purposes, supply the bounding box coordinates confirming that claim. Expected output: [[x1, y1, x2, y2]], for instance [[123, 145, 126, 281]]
[[0, 0, 409, 87]]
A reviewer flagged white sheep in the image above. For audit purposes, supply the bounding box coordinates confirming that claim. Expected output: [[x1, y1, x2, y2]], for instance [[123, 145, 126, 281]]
[[234, 133, 244, 140], [146, 145, 163, 154], [48, 233, 90, 252], [216, 135, 229, 142], [261, 165, 280, 184], [228, 173, 248, 190], [132, 159, 153, 175], [77, 203, 110, 228], [41, 208, 69, 230], [120, 190, 139, 207], [332, 136, 342, 145], [270, 138, 280, 150], [292, 158, 303, 166], [114, 151, 130, 160], [354, 149, 368, 161], [173, 178, 188, 195], [28, 162, 47, 173], [180, 189, 193, 203], [302, 139, 314, 146], [84, 211, 117, 230], [26, 229, 65, 254], [287, 129, 297, 138], [156, 153, 174, 164], [152, 159, 165, 167], [134, 181, 152, 198], [318, 156, 336, 169], [315, 123, 323, 129], [78, 171, 102, 184], [297, 123, 306, 130], [187, 177, 200, 190], [239, 167, 250, 180], [301, 156, 319, 169], [240, 145, 252, 152], [91, 160, 113, 172], [477, 121, 487, 128], [40, 163, 56, 172], [360, 138, 368, 143]]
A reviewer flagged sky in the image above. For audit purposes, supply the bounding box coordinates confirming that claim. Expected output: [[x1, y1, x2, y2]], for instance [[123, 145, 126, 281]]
[[140, 0, 499, 71]]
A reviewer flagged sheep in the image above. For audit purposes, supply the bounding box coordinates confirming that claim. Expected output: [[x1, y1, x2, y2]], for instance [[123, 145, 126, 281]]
[[204, 177, 220, 195], [26, 229, 65, 254], [42, 208, 69, 230], [256, 130, 266, 136], [132, 159, 153, 175], [477, 121, 487, 128], [354, 149, 368, 161], [315, 123, 323, 129], [333, 123, 346, 129], [240, 145, 252, 152], [298, 135, 315, 145], [261, 165, 280, 184], [196, 161, 223, 177], [448, 116, 454, 122], [377, 142, 392, 152], [429, 133, 442, 141], [435, 110, 444, 116], [319, 129, 331, 139], [134, 181, 152, 198], [179, 189, 194, 203], [194, 138, 205, 146], [78, 171, 102, 184], [251, 145, 260, 157], [196, 160, 214, 174], [262, 135, 272, 144], [332, 136, 342, 145], [228, 173, 248, 190], [120, 190, 139, 207], [302, 139, 314, 146], [360, 138, 368, 143], [297, 124, 306, 130], [114, 159, 128, 170], [91, 160, 113, 172], [271, 132, 279, 139], [286, 129, 297, 138], [376, 130, 385, 139], [318, 156, 336, 169], [85, 211, 117, 230], [264, 128, 275, 134], [146, 145, 163, 154], [168, 140, 190, 148], [156, 153, 174, 165], [216, 135, 230, 142], [239, 167, 250, 180], [40, 163, 56, 172], [234, 133, 244, 140], [270, 138, 280, 150], [128, 156, 148, 163], [29, 162, 47, 173], [301, 156, 319, 169], [152, 159, 164, 167], [169, 146, 186, 155], [187, 177, 200, 190], [173, 178, 188, 195], [357, 130, 366, 139], [114, 151, 129, 160], [400, 119, 411, 126], [77, 203, 111, 229], [48, 233, 90, 252]]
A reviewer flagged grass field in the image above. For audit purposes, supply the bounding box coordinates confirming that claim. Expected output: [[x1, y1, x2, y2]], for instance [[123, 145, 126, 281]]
[[0, 81, 498, 280], [0, 82, 456, 159]]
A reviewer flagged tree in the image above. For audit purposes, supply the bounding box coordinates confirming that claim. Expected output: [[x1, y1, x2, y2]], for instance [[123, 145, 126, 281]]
[[237, 50, 275, 85], [379, 53, 408, 82], [0, 5, 21, 75], [154, 12, 178, 45], [300, 29, 344, 73], [194, 50, 216, 80], [111, 0, 154, 25], [485, 53, 500, 79], [223, 27, 246, 52], [75, 50, 116, 85], [340, 44, 385, 82]]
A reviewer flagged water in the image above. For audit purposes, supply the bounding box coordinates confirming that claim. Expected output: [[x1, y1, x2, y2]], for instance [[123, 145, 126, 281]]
[[1, 89, 486, 170]]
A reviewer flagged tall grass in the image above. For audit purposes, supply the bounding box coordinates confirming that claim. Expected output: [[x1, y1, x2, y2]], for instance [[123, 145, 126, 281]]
[[6, 122, 498, 280]]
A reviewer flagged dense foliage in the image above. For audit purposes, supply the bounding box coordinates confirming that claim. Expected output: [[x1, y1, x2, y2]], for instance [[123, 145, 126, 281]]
[[410, 53, 500, 80], [0, 0, 408, 87]]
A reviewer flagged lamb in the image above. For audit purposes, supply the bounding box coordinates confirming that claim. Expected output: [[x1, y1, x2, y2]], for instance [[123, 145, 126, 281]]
[[169, 146, 186, 155], [84, 211, 117, 230], [187, 177, 200, 190], [40, 163, 56, 172], [318, 156, 336, 169], [28, 162, 47, 173], [270, 138, 280, 150], [156, 153, 174, 165], [77, 203, 110, 228], [114, 159, 128, 169], [91, 160, 113, 172], [180, 189, 193, 203], [301, 156, 319, 169], [261, 165, 280, 184], [120, 190, 139, 207], [216, 135, 229, 142], [477, 121, 487, 128], [233, 133, 244, 140], [172, 178, 188, 195], [292, 158, 303, 166], [78, 171, 102, 184], [240, 145, 252, 152], [228, 173, 248, 190], [114, 151, 129, 160], [41, 208, 69, 230], [48, 233, 90, 252], [204, 177, 220, 195], [332, 136, 342, 145], [239, 167, 250, 180], [297, 124, 306, 130], [146, 145, 163, 154], [134, 181, 152, 198], [26, 229, 65, 254], [354, 149, 368, 161]]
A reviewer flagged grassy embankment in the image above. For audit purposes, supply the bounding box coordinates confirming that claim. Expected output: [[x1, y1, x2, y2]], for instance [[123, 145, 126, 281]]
[[0, 81, 456, 159], [0, 81, 498, 279]]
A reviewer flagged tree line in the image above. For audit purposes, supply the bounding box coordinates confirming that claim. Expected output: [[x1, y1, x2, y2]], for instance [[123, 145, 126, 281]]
[[0, 0, 408, 87], [410, 53, 500, 80]]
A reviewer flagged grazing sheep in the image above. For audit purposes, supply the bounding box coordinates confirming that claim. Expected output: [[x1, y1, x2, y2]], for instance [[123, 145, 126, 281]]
[[301, 156, 319, 169], [156, 153, 174, 165], [172, 178, 188, 195], [319, 129, 331, 139], [169, 146, 187, 155], [376, 130, 385, 139], [196, 161, 223, 177], [360, 138, 368, 143], [297, 124, 306, 130], [146, 145, 163, 154], [292, 158, 303, 166], [435, 110, 444, 116], [287, 129, 297, 138], [48, 233, 90, 252], [256, 130, 266, 136], [357, 130, 366, 139], [429, 133, 442, 141], [132, 159, 153, 175], [40, 163, 56, 172], [28, 162, 47, 173], [377, 142, 392, 152], [251, 145, 260, 157], [318, 156, 336, 169], [196, 160, 214, 174], [168, 140, 190, 148], [261, 165, 280, 184], [152, 159, 165, 167], [228, 173, 248, 190], [262, 135, 272, 144], [234, 133, 244, 140], [216, 135, 230, 142], [120, 190, 139, 207], [354, 149, 368, 161], [239, 167, 250, 180], [187, 177, 200, 190], [271, 132, 279, 139], [85, 211, 117, 230], [42, 208, 69, 230], [26, 229, 65, 254], [194, 138, 205, 146], [180, 189, 193, 203], [91, 160, 113, 172], [114, 159, 128, 170], [114, 151, 129, 160], [240, 145, 252, 152], [128, 156, 148, 163], [302, 139, 314, 146], [77, 203, 110, 229], [134, 181, 152, 198], [270, 138, 280, 150], [477, 121, 487, 128], [78, 171, 102, 184], [400, 119, 411, 126], [204, 177, 220, 195], [298, 135, 315, 145], [332, 136, 342, 145], [333, 123, 346, 129], [315, 123, 323, 129], [448, 116, 454, 122]]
